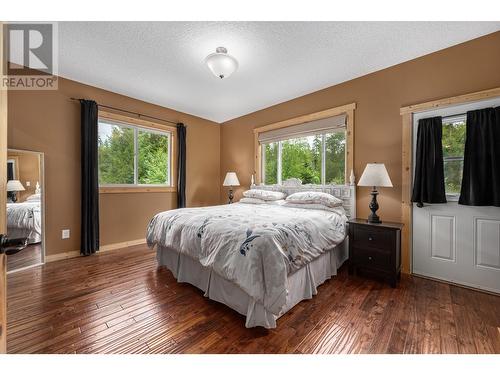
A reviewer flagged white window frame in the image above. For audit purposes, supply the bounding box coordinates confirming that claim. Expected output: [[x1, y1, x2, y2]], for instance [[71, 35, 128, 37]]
[[441, 114, 466, 201], [98, 118, 172, 187], [261, 128, 346, 185]]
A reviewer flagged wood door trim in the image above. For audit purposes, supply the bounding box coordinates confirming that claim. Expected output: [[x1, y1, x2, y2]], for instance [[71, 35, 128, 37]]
[[0, 20, 8, 354], [400, 87, 500, 115], [400, 87, 500, 275]]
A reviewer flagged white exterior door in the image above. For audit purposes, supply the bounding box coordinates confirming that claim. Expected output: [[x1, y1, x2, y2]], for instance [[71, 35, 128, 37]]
[[412, 98, 500, 294]]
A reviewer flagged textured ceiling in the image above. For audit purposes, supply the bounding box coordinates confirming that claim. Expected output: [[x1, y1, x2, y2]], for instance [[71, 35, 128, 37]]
[[58, 22, 500, 123]]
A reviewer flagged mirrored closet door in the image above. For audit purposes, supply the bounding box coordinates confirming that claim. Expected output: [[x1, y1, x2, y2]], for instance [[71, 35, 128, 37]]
[[6, 149, 45, 272]]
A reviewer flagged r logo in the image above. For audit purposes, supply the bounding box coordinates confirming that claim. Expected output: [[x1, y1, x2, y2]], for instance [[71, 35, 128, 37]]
[[5, 23, 54, 75], [2, 22, 58, 90]]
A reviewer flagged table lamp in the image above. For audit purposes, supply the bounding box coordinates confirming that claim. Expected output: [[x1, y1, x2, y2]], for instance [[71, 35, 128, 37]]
[[223, 172, 240, 204], [357, 163, 393, 223]]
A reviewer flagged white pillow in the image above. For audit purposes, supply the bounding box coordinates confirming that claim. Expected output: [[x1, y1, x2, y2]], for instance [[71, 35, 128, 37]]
[[243, 189, 286, 201], [286, 191, 342, 208], [283, 202, 346, 213], [239, 197, 267, 204], [26, 193, 41, 202], [240, 197, 285, 205]]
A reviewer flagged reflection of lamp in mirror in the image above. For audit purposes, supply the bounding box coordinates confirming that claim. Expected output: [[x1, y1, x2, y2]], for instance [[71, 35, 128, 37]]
[[7, 180, 25, 203]]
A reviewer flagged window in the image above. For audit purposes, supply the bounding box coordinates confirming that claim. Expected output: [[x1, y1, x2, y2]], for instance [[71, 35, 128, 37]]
[[98, 118, 172, 186], [262, 130, 346, 185], [263, 142, 278, 184], [281, 135, 322, 184], [442, 116, 466, 198]]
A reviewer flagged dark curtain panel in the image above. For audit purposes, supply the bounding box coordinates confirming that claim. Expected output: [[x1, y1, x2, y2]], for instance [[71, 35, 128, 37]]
[[7, 163, 13, 181], [177, 123, 187, 208], [459, 107, 500, 206], [80, 99, 100, 255], [411, 116, 447, 207]]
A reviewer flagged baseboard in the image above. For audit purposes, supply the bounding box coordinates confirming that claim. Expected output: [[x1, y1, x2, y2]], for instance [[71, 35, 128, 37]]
[[45, 238, 146, 263], [46, 250, 80, 263], [99, 239, 146, 252]]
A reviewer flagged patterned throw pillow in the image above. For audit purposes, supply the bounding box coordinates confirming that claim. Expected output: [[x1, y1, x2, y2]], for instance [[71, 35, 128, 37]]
[[285, 191, 343, 208], [242, 189, 286, 201]]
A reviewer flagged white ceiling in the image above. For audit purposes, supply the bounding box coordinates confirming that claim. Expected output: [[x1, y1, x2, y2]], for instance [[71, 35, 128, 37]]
[[58, 22, 500, 123]]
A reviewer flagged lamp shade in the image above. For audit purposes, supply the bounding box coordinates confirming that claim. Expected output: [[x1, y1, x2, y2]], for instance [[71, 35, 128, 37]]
[[358, 163, 393, 187], [223, 172, 240, 187], [7, 180, 25, 192]]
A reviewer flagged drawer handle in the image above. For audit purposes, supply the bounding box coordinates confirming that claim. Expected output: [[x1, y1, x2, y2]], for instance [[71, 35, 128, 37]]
[[368, 236, 373, 241], [368, 256, 373, 260]]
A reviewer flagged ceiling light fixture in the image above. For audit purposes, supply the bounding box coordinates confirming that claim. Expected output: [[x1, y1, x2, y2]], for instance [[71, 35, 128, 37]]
[[204, 47, 238, 79]]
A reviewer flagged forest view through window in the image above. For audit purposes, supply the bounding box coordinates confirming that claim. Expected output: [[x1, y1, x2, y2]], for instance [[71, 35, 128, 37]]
[[442, 117, 466, 197], [262, 130, 346, 185], [98, 119, 171, 186]]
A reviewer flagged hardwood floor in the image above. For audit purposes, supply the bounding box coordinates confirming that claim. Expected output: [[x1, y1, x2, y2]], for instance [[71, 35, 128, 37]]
[[7, 243, 42, 272], [6, 244, 500, 354]]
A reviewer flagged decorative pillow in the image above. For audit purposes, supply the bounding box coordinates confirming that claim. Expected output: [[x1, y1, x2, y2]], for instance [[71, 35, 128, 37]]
[[26, 193, 41, 202], [243, 189, 286, 201], [282, 201, 345, 213], [285, 191, 342, 208], [240, 197, 285, 205]]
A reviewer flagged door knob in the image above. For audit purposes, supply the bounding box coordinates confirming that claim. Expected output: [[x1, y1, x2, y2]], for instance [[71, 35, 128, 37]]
[[0, 234, 29, 255]]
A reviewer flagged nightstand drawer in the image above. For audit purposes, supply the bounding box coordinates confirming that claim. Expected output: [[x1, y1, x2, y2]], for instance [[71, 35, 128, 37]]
[[352, 247, 390, 268], [351, 225, 393, 251]]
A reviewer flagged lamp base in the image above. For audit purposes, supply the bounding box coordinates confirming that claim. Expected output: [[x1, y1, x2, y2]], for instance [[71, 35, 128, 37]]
[[367, 187, 381, 224], [228, 188, 234, 204], [367, 216, 382, 224]]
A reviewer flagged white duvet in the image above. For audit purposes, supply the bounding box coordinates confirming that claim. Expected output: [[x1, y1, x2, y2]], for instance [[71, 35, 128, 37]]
[[147, 203, 347, 315], [7, 201, 42, 243]]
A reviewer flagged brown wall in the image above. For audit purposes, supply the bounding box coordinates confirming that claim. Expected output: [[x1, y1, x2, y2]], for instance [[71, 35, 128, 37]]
[[7, 31, 500, 257], [8, 77, 220, 256], [7, 150, 40, 202], [220, 32, 500, 223]]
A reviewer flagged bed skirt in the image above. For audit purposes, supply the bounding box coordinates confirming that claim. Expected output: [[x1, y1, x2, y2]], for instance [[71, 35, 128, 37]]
[[156, 240, 348, 328]]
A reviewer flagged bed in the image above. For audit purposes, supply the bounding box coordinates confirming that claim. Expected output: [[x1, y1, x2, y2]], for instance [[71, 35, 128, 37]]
[[7, 197, 42, 244], [147, 180, 356, 328]]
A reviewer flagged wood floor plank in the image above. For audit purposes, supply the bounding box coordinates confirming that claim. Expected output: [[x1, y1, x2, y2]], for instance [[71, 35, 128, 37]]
[[6, 244, 499, 354]]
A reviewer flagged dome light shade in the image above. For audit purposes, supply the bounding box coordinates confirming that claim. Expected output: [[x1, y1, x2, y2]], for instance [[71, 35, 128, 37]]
[[204, 47, 238, 79]]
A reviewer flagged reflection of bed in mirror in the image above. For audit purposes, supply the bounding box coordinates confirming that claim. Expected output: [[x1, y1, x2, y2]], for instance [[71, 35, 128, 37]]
[[7, 196, 42, 244], [6, 149, 45, 272]]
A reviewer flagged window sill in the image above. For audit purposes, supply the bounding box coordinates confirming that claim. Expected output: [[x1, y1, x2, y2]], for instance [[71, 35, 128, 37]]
[[99, 186, 176, 194]]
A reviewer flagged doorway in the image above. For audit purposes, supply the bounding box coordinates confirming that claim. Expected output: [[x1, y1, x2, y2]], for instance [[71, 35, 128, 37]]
[[411, 97, 500, 293]]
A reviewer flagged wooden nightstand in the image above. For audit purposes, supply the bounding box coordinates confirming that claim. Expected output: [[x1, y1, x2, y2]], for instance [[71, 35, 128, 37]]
[[347, 218, 403, 287]]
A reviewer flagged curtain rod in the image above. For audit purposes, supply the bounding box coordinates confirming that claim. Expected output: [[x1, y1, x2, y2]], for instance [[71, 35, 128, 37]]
[[442, 112, 467, 119], [70, 97, 179, 126]]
